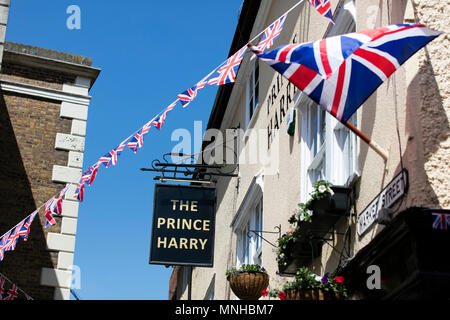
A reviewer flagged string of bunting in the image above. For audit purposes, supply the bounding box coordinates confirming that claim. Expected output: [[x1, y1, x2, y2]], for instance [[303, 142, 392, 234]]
[[7, 2, 442, 268], [0, 0, 317, 264], [0, 272, 33, 300]]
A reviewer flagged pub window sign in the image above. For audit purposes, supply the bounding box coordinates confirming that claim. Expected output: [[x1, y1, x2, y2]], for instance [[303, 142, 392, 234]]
[[149, 184, 216, 267]]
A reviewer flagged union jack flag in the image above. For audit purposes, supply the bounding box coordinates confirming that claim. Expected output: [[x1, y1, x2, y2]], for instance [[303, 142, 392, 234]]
[[51, 184, 69, 214], [208, 46, 247, 85], [250, 24, 442, 123], [18, 210, 38, 242], [0, 274, 5, 297], [432, 212, 450, 230], [79, 164, 99, 187], [127, 129, 145, 153], [44, 199, 57, 228], [0, 231, 11, 262], [178, 86, 198, 108], [252, 13, 287, 57], [152, 100, 177, 129], [100, 138, 129, 168], [308, 0, 334, 24], [74, 182, 85, 202], [4, 284, 19, 300], [127, 119, 154, 153], [110, 138, 128, 166], [88, 165, 99, 186], [178, 68, 218, 108], [99, 153, 113, 168], [5, 221, 24, 252]]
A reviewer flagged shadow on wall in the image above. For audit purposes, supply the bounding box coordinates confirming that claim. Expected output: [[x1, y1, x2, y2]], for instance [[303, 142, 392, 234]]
[[0, 91, 55, 300], [401, 48, 448, 209]]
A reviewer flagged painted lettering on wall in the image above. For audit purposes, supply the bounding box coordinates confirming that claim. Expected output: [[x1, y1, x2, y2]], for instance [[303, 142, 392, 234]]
[[266, 33, 298, 149]]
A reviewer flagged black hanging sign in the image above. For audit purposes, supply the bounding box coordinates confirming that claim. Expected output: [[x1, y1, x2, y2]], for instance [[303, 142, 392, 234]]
[[149, 184, 216, 267]]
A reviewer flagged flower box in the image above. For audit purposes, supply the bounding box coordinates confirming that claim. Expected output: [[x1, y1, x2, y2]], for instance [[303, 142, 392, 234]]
[[228, 272, 269, 300], [308, 186, 352, 215], [298, 186, 352, 241]]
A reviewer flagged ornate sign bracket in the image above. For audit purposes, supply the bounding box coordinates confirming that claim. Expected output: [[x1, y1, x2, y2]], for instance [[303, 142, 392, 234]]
[[141, 152, 238, 184]]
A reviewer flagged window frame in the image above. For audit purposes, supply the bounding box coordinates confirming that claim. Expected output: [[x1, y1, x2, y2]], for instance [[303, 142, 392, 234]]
[[245, 61, 260, 130], [299, 2, 359, 202]]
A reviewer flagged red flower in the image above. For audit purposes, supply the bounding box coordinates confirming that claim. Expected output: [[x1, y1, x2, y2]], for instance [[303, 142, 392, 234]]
[[334, 276, 344, 283], [261, 288, 268, 297], [278, 291, 287, 300]]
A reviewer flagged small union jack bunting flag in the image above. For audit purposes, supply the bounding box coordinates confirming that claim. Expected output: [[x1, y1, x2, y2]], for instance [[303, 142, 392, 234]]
[[99, 153, 113, 168], [18, 210, 38, 242], [110, 138, 128, 166], [44, 199, 57, 228], [99, 138, 129, 168], [252, 13, 287, 59], [178, 86, 198, 108], [432, 212, 450, 230], [88, 164, 100, 186], [308, 0, 335, 25], [250, 24, 442, 123], [127, 118, 156, 153], [208, 46, 247, 85], [0, 274, 5, 297], [5, 221, 24, 252], [0, 231, 11, 262], [74, 182, 85, 202], [3, 284, 19, 300], [152, 100, 177, 129], [178, 68, 217, 108]]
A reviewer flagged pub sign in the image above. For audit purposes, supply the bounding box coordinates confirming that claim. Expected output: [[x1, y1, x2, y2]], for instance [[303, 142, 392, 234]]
[[149, 184, 216, 267]]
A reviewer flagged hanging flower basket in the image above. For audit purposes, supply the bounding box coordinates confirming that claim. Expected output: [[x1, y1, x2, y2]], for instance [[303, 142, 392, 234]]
[[228, 272, 269, 300]]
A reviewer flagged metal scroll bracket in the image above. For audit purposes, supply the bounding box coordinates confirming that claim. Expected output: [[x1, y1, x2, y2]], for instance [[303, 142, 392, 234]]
[[247, 225, 281, 248]]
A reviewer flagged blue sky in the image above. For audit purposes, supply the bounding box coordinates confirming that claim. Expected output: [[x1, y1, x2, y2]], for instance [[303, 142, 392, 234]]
[[6, 0, 244, 299]]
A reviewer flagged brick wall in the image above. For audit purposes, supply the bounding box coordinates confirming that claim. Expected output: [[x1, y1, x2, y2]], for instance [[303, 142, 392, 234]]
[[1, 63, 76, 90], [0, 53, 95, 299]]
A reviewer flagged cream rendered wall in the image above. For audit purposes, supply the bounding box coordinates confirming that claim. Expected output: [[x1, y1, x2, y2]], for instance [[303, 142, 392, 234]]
[[189, 0, 448, 300], [189, 0, 338, 299], [318, 0, 450, 274]]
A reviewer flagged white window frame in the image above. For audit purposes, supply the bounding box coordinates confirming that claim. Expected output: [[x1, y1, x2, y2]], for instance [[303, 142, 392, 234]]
[[245, 61, 260, 130], [231, 172, 264, 267], [299, 2, 359, 202]]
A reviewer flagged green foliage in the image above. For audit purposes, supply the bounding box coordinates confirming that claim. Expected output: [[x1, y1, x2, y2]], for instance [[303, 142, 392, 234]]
[[283, 267, 321, 291], [278, 180, 334, 268], [225, 264, 267, 279], [290, 180, 334, 225], [269, 267, 348, 298]]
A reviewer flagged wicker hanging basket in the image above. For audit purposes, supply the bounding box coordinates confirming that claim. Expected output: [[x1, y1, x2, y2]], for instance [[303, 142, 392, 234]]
[[228, 272, 269, 300], [285, 288, 340, 300]]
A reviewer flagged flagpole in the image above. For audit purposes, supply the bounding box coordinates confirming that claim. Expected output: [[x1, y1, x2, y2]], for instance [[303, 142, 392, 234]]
[[344, 121, 389, 161]]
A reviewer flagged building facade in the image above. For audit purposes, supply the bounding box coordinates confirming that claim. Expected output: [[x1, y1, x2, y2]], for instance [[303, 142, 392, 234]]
[[170, 0, 448, 300], [0, 4, 100, 299]]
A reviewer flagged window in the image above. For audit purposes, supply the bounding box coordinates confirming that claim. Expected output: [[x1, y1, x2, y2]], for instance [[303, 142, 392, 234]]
[[246, 62, 260, 129], [236, 198, 263, 267], [299, 2, 359, 202]]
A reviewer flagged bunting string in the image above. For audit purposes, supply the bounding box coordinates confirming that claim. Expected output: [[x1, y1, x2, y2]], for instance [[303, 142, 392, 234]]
[[0, 0, 336, 263], [0, 272, 33, 300]]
